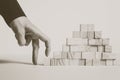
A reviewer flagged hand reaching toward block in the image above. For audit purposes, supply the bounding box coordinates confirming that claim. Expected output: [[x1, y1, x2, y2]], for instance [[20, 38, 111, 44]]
[[9, 16, 51, 65]]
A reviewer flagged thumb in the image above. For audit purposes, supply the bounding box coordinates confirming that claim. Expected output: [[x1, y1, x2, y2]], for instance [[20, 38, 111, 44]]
[[15, 28, 26, 46]]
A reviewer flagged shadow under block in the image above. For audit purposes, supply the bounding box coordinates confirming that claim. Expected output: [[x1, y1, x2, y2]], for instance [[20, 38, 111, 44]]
[[85, 59, 93, 66], [105, 59, 115, 66], [92, 59, 106, 66]]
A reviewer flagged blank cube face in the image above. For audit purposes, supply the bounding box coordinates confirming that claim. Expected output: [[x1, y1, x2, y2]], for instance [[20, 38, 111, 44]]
[[95, 31, 102, 39], [96, 52, 102, 59], [87, 31, 94, 39], [61, 52, 68, 59], [98, 46, 104, 52], [62, 45, 70, 52], [106, 59, 114, 66], [72, 31, 80, 38], [72, 31, 88, 38], [69, 59, 80, 66], [80, 24, 88, 31], [87, 24, 95, 31], [89, 39, 97, 45], [85, 59, 93, 66], [102, 38, 109, 45], [70, 45, 87, 52], [86, 46, 98, 52], [82, 52, 96, 59], [81, 31, 88, 39], [105, 46, 112, 53], [89, 39, 102, 45], [102, 53, 116, 60], [68, 52, 82, 59], [53, 52, 61, 58], [66, 38, 88, 45]]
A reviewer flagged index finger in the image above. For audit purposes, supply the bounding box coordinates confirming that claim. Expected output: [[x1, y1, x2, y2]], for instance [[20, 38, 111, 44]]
[[32, 39, 39, 65]]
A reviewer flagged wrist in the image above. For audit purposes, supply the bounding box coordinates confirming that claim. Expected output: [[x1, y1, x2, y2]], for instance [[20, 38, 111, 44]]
[[9, 16, 28, 28]]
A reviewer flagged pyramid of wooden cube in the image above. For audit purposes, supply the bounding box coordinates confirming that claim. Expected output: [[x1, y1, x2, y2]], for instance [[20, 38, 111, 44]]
[[48, 24, 116, 66]]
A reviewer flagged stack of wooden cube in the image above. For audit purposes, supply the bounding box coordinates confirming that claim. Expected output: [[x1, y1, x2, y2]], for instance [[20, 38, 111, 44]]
[[50, 24, 116, 66]]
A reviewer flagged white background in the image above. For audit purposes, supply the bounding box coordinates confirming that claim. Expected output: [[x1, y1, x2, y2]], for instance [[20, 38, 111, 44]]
[[0, 0, 120, 80]]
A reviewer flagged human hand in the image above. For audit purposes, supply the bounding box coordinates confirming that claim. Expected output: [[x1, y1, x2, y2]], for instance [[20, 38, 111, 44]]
[[9, 16, 51, 65]]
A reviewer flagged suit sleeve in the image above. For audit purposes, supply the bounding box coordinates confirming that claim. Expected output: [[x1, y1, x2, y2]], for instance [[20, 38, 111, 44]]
[[0, 0, 26, 25]]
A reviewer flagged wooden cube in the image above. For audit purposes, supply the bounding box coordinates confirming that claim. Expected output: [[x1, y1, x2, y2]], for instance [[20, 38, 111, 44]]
[[87, 31, 94, 39], [68, 52, 82, 59], [85, 59, 93, 66], [62, 45, 70, 52], [93, 59, 106, 66], [105, 46, 112, 53], [57, 59, 70, 66], [69, 59, 80, 66], [53, 52, 61, 58], [80, 24, 88, 31], [98, 46, 104, 52], [79, 59, 86, 66], [50, 58, 56, 66], [87, 24, 95, 31], [82, 52, 96, 59], [96, 52, 102, 59], [102, 38, 109, 45], [80, 31, 88, 39], [72, 31, 88, 38], [72, 31, 80, 38], [41, 58, 51, 66], [86, 46, 98, 52], [66, 38, 88, 45], [50, 59, 68, 66], [95, 31, 102, 39], [102, 53, 116, 59], [92, 59, 101, 66], [61, 52, 68, 59], [105, 59, 115, 66], [70, 45, 87, 52], [89, 39, 102, 45]]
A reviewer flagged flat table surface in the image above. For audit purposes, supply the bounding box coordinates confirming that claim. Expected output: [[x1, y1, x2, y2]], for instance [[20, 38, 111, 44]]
[[0, 62, 120, 80]]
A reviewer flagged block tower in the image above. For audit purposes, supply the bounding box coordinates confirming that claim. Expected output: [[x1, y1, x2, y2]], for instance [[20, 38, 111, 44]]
[[50, 24, 116, 66]]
